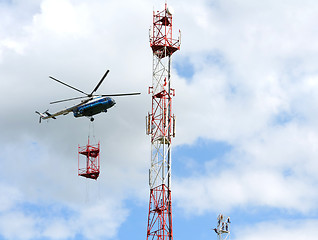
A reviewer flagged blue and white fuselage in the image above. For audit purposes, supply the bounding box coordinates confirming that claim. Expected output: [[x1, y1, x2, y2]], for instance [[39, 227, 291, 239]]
[[36, 96, 116, 122], [73, 96, 116, 118]]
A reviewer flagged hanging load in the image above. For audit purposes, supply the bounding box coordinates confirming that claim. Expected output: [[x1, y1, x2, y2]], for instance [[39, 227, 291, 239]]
[[78, 138, 100, 180]]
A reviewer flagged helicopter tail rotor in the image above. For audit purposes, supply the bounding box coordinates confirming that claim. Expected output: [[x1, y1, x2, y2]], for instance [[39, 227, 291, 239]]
[[35, 110, 56, 123], [35, 111, 45, 123]]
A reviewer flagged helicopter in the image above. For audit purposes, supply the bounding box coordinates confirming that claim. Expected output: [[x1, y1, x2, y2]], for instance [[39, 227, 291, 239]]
[[35, 70, 140, 123]]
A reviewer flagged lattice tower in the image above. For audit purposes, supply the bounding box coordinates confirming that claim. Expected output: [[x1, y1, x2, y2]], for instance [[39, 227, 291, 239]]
[[146, 3, 180, 240]]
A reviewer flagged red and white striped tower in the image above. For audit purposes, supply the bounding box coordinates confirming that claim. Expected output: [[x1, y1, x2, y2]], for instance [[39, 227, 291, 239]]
[[146, 3, 180, 240]]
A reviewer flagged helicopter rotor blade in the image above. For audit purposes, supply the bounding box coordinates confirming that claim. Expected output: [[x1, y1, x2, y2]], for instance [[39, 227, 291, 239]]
[[50, 96, 88, 104], [100, 92, 141, 97], [90, 70, 110, 96], [49, 76, 89, 96]]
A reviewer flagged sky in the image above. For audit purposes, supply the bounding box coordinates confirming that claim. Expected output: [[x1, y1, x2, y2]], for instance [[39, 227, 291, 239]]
[[1, 0, 318, 239]]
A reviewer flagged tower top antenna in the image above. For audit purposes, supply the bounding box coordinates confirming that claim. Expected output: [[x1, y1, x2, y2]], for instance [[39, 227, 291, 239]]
[[213, 213, 231, 240]]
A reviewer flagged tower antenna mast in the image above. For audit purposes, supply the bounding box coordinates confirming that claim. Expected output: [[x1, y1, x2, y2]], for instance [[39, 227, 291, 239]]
[[213, 214, 231, 240], [146, 2, 180, 240]]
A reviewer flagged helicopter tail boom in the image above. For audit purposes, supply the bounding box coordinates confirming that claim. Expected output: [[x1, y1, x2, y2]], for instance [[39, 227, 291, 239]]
[[35, 110, 56, 123]]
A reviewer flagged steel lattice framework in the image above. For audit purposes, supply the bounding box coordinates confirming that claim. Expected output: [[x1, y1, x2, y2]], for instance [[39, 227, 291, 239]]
[[78, 138, 100, 180], [146, 4, 180, 240], [214, 214, 231, 240]]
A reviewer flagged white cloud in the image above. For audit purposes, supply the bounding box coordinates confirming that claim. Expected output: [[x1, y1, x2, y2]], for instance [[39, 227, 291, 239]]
[[43, 219, 74, 239], [0, 182, 129, 239], [0, 183, 22, 213], [0, 211, 38, 240], [235, 219, 318, 240], [76, 200, 129, 239], [169, 0, 318, 222], [32, 0, 91, 37], [174, 122, 318, 215]]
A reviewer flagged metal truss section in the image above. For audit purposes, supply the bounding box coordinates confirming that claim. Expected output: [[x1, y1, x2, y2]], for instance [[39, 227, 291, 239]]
[[146, 184, 173, 240], [78, 138, 100, 180], [149, 137, 172, 189], [151, 52, 171, 95]]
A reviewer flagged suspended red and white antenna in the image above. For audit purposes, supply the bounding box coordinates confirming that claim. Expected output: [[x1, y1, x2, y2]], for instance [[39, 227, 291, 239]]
[[78, 137, 100, 180]]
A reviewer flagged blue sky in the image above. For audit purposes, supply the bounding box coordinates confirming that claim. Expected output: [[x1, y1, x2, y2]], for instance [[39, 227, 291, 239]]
[[1, 0, 318, 239]]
